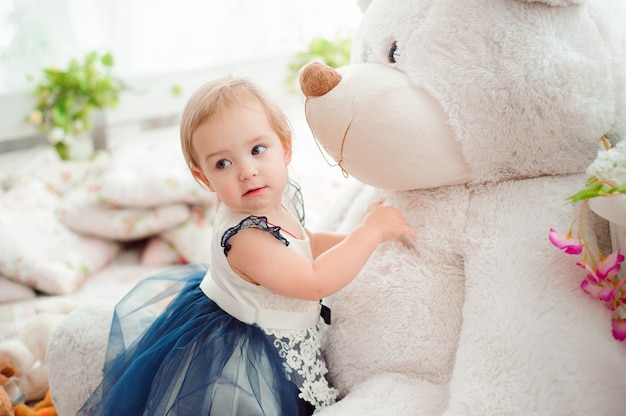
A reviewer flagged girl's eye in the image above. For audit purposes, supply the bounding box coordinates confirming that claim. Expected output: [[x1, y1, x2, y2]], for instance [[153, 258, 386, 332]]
[[251, 145, 267, 156], [216, 159, 231, 169]]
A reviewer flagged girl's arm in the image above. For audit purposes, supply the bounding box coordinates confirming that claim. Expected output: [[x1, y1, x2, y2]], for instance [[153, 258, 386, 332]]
[[306, 230, 346, 259], [226, 204, 415, 301]]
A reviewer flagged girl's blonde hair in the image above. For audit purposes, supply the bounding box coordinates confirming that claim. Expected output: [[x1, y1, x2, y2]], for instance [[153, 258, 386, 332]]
[[180, 76, 292, 173]]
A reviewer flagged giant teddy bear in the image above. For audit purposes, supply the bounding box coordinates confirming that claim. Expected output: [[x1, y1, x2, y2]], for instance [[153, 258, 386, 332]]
[[46, 0, 626, 415], [296, 0, 626, 415]]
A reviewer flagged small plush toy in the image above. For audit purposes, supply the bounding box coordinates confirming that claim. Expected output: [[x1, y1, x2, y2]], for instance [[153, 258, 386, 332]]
[[0, 301, 79, 405], [0, 365, 15, 416], [13, 390, 57, 416]]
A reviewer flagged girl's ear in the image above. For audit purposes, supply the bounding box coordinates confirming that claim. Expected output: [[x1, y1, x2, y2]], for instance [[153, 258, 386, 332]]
[[191, 167, 215, 192], [283, 132, 293, 164]]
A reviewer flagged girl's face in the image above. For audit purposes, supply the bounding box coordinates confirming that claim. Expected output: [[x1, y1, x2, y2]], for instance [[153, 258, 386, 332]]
[[191, 99, 292, 215]]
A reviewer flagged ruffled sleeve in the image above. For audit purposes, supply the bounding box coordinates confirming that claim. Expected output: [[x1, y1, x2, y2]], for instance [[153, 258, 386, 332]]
[[221, 216, 289, 255]]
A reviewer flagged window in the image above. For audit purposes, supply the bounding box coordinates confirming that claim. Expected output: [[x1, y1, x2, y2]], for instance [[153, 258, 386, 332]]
[[0, 0, 360, 92], [0, 0, 360, 144]]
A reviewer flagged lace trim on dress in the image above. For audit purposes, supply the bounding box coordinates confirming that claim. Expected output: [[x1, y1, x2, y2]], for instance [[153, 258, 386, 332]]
[[264, 325, 338, 408], [221, 215, 289, 255]]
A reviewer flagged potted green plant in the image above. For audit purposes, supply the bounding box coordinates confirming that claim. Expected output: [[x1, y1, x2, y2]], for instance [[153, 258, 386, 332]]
[[26, 51, 124, 160], [285, 36, 352, 93]]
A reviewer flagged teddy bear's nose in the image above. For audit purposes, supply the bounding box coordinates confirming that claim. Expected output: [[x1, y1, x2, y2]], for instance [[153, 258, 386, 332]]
[[299, 61, 342, 98]]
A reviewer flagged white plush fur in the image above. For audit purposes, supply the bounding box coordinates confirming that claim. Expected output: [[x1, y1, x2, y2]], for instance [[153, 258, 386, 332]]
[[302, 0, 626, 415], [47, 0, 626, 414], [47, 303, 113, 416]]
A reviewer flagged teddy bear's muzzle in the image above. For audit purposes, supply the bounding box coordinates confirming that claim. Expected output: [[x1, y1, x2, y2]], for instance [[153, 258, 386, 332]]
[[300, 62, 471, 191]]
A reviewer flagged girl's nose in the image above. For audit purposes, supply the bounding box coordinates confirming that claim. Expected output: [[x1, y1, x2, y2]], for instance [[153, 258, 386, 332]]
[[239, 164, 258, 180]]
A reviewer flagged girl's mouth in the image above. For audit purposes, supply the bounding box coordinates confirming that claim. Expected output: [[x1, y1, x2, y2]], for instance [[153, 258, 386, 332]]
[[244, 186, 265, 197]]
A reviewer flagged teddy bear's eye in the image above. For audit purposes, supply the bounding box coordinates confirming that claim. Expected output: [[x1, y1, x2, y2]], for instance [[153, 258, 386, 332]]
[[388, 41, 398, 63]]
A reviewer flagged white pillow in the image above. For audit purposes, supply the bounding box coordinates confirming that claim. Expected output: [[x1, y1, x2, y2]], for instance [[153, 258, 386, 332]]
[[0, 181, 120, 295], [98, 133, 215, 208], [57, 185, 191, 241], [161, 206, 215, 263], [0, 145, 104, 195], [0, 276, 37, 303], [98, 167, 214, 208], [140, 237, 181, 266]]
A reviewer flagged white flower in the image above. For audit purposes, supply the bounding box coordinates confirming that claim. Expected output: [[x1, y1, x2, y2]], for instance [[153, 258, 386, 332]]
[[47, 127, 66, 144], [72, 120, 85, 133], [587, 140, 626, 185]]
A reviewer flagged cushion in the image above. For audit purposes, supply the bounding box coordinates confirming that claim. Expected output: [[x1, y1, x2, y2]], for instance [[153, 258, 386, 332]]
[[57, 184, 191, 241], [0, 145, 102, 195], [0, 180, 120, 295], [0, 276, 37, 303], [160, 205, 215, 263], [97, 132, 215, 208], [140, 237, 181, 266]]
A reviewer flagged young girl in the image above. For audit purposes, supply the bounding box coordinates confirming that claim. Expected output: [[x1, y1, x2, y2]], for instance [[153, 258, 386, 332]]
[[78, 76, 415, 415]]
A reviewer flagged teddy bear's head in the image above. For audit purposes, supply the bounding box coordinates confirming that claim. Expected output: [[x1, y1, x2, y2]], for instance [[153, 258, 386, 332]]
[[300, 0, 626, 191]]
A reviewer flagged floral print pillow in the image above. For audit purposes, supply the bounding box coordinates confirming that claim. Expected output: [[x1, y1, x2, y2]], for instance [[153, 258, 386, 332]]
[[160, 205, 215, 263], [0, 146, 102, 195], [0, 276, 36, 303], [56, 184, 191, 242], [0, 180, 120, 295], [97, 166, 214, 208], [97, 134, 215, 208]]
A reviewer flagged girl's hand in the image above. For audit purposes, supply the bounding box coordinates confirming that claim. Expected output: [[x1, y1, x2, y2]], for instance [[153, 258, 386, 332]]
[[362, 203, 416, 243]]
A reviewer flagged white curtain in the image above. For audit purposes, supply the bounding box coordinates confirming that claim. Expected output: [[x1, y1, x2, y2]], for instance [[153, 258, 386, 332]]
[[0, 0, 360, 92]]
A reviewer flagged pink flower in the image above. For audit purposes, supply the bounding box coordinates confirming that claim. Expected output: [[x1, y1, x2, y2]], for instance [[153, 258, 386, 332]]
[[548, 229, 583, 255], [578, 253, 626, 302], [579, 278, 620, 303], [596, 250, 625, 280], [549, 224, 626, 342], [612, 317, 626, 342], [577, 261, 599, 282], [576, 250, 624, 283], [600, 277, 626, 302], [599, 286, 620, 302], [580, 279, 604, 298]]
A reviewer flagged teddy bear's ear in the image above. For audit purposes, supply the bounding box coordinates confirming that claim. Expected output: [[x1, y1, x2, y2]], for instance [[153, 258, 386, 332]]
[[515, 0, 586, 6], [357, 0, 374, 13]]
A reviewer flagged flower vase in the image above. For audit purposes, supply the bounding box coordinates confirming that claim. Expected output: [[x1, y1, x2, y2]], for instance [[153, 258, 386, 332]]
[[51, 111, 107, 161], [65, 132, 95, 161], [588, 195, 626, 279]]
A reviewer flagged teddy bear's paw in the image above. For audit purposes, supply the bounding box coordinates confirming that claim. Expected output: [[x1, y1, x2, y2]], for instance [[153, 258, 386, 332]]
[[316, 374, 447, 416]]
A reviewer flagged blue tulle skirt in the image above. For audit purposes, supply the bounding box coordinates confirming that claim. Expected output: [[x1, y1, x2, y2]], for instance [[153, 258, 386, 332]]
[[78, 263, 314, 416]]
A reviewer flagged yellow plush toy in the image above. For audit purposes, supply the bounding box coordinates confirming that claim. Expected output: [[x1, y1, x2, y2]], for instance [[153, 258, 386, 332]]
[[13, 390, 57, 416]]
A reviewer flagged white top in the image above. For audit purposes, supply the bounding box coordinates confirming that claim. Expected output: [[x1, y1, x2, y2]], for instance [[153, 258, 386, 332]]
[[199, 202, 337, 407], [199, 203, 321, 329]]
